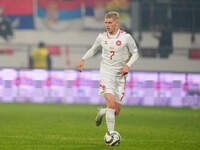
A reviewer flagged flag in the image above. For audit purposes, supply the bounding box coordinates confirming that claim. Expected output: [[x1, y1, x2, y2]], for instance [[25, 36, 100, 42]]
[[0, 0, 34, 29], [36, 0, 82, 31], [82, 0, 131, 30], [83, 0, 107, 29]]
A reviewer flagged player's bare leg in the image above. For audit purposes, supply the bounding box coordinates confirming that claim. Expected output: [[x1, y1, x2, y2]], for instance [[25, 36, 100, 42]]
[[95, 93, 121, 127], [95, 93, 116, 126], [105, 93, 121, 115], [115, 102, 121, 115], [104, 93, 121, 132]]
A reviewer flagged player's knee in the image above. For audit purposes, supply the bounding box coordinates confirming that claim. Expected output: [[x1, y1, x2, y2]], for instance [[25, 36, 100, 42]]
[[106, 99, 116, 109], [107, 103, 115, 109]]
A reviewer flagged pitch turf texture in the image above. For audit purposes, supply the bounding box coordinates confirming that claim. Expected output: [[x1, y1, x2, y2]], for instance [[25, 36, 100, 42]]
[[0, 103, 200, 150]]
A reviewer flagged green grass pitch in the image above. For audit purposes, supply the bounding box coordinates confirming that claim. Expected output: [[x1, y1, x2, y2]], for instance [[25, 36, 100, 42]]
[[0, 103, 200, 150]]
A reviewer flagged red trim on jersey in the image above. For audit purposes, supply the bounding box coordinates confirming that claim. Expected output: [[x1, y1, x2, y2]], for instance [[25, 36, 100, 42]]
[[116, 30, 121, 39], [100, 84, 106, 90], [107, 30, 127, 39], [120, 92, 125, 101], [106, 32, 110, 39], [121, 30, 128, 34], [116, 30, 126, 38]]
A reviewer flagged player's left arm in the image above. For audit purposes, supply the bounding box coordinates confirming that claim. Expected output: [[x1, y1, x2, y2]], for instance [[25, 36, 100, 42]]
[[120, 35, 139, 75]]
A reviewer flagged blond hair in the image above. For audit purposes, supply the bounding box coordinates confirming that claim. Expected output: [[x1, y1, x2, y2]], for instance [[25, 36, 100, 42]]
[[105, 11, 119, 20]]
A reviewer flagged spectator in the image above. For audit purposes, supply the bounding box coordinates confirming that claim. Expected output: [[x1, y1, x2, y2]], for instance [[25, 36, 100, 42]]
[[0, 8, 13, 41], [29, 42, 51, 70], [154, 23, 173, 58]]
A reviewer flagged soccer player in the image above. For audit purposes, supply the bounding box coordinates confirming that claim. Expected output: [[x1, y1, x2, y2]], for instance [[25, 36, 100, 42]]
[[76, 11, 139, 135]]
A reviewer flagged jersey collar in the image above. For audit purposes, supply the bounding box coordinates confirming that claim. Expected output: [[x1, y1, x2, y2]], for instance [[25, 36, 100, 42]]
[[106, 29, 121, 39]]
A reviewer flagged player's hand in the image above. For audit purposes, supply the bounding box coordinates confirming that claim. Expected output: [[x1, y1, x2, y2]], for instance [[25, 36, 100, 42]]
[[120, 64, 129, 76], [76, 59, 84, 72]]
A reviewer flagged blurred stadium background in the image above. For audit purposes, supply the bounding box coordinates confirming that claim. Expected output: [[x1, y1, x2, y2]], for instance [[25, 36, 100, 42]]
[[0, 0, 200, 150], [0, 0, 199, 107]]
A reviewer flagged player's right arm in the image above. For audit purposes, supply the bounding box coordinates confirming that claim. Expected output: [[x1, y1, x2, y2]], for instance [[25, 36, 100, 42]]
[[76, 34, 102, 72]]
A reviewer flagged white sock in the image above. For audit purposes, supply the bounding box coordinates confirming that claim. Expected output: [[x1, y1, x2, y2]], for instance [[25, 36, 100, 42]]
[[106, 108, 115, 132]]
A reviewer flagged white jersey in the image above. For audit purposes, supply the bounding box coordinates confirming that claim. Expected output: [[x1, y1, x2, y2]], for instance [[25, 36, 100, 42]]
[[82, 29, 139, 75]]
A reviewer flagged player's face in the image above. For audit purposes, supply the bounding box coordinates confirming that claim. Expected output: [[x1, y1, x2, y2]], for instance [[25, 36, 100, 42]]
[[104, 18, 119, 35]]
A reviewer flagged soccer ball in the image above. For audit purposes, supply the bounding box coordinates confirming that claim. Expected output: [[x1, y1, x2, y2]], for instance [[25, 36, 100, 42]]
[[104, 131, 121, 146]]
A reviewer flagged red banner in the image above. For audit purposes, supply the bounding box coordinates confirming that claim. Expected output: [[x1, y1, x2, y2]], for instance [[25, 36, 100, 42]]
[[189, 49, 200, 59], [0, 0, 33, 15], [46, 46, 61, 56], [38, 0, 82, 10]]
